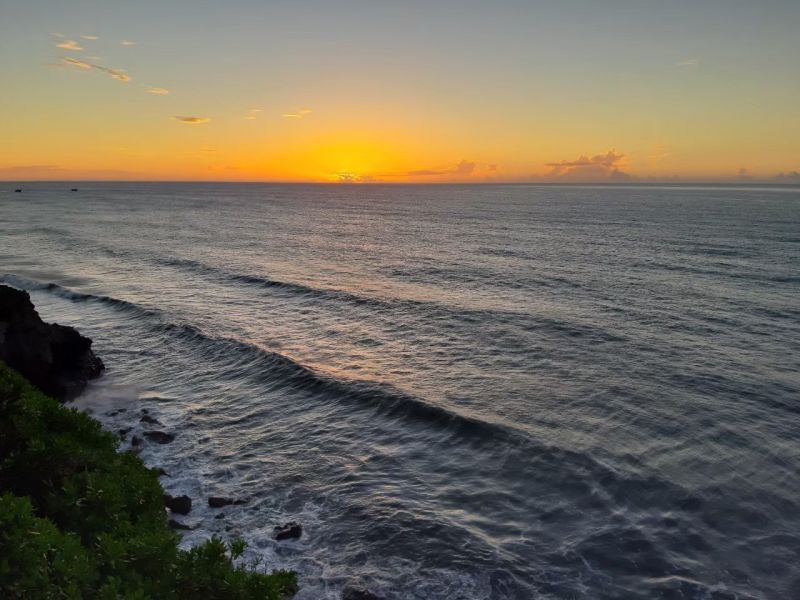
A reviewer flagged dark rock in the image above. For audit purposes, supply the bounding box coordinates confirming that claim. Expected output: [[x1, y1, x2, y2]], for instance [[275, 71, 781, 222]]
[[140, 414, 161, 425], [14, 189, 21, 193], [342, 586, 383, 600], [273, 521, 302, 541], [215, 513, 225, 519], [0, 284, 104, 401], [118, 427, 132, 436], [131, 435, 142, 446], [143, 430, 175, 444], [163, 494, 192, 515], [208, 496, 245, 508], [168, 518, 192, 530], [70, 188, 78, 192], [152, 467, 169, 477], [168, 518, 202, 531]]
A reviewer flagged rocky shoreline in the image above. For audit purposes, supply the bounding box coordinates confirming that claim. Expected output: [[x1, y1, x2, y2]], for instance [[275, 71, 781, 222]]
[[0, 283, 382, 600], [0, 284, 104, 400]]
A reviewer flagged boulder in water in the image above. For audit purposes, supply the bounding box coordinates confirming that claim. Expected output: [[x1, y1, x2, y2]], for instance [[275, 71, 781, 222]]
[[273, 521, 302, 540], [208, 496, 247, 508], [0, 284, 104, 401], [163, 494, 192, 515], [342, 585, 383, 600], [143, 430, 175, 444], [168, 518, 192, 530]]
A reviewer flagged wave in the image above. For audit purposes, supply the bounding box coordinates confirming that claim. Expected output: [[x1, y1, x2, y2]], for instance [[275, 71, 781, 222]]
[[1, 273, 534, 448], [155, 258, 625, 343], [2, 274, 160, 320], [9, 228, 626, 344], [632, 260, 800, 285]]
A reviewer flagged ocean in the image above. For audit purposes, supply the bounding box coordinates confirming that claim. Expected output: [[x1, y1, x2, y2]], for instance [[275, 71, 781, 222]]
[[1, 182, 798, 599]]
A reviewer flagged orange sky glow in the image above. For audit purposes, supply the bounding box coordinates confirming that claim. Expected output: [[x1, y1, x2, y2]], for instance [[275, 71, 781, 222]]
[[1, 1, 798, 184]]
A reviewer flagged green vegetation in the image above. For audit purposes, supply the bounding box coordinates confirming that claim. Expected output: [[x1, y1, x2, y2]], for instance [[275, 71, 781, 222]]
[[0, 362, 297, 599]]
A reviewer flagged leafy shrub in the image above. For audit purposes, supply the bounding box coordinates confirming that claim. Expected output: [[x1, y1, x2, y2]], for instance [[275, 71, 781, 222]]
[[0, 362, 297, 599]]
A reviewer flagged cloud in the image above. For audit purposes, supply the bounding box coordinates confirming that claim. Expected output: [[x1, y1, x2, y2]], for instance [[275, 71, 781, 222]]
[[282, 108, 311, 118], [407, 159, 478, 177], [121, 40, 136, 46], [81, 35, 98, 40], [454, 159, 476, 175], [105, 68, 131, 82], [0, 164, 135, 179], [407, 168, 446, 176], [675, 58, 700, 67], [0, 164, 60, 174], [56, 39, 83, 51], [173, 116, 210, 124], [60, 56, 131, 82], [146, 87, 170, 96], [774, 171, 800, 183], [488, 164, 498, 172], [336, 172, 375, 183], [544, 149, 630, 181], [62, 56, 92, 70], [244, 108, 261, 120]]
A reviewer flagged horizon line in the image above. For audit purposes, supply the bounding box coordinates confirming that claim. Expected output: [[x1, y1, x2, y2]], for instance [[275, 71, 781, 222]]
[[3, 179, 799, 187]]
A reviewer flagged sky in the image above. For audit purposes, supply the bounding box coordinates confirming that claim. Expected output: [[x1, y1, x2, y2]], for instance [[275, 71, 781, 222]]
[[1, 0, 799, 183]]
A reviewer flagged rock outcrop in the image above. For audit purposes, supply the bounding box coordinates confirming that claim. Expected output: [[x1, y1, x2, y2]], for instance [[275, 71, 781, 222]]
[[208, 496, 246, 508], [342, 585, 383, 600], [0, 284, 104, 401], [143, 430, 175, 444], [164, 494, 192, 515], [273, 521, 302, 540]]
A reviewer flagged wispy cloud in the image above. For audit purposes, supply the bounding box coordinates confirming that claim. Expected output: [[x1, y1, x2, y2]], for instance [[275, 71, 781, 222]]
[[121, 40, 136, 46], [544, 149, 630, 181], [282, 108, 311, 119], [60, 56, 131, 82], [56, 39, 83, 51], [244, 108, 262, 120], [173, 116, 210, 124], [335, 172, 376, 183], [774, 171, 800, 183], [62, 56, 92, 70], [0, 164, 135, 179], [0, 164, 61, 174], [675, 58, 700, 67], [146, 87, 170, 96], [106, 68, 131, 82], [81, 35, 98, 41], [407, 159, 477, 177]]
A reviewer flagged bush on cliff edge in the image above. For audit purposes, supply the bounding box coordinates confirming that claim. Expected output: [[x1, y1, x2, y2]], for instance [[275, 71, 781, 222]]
[[0, 361, 297, 599]]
